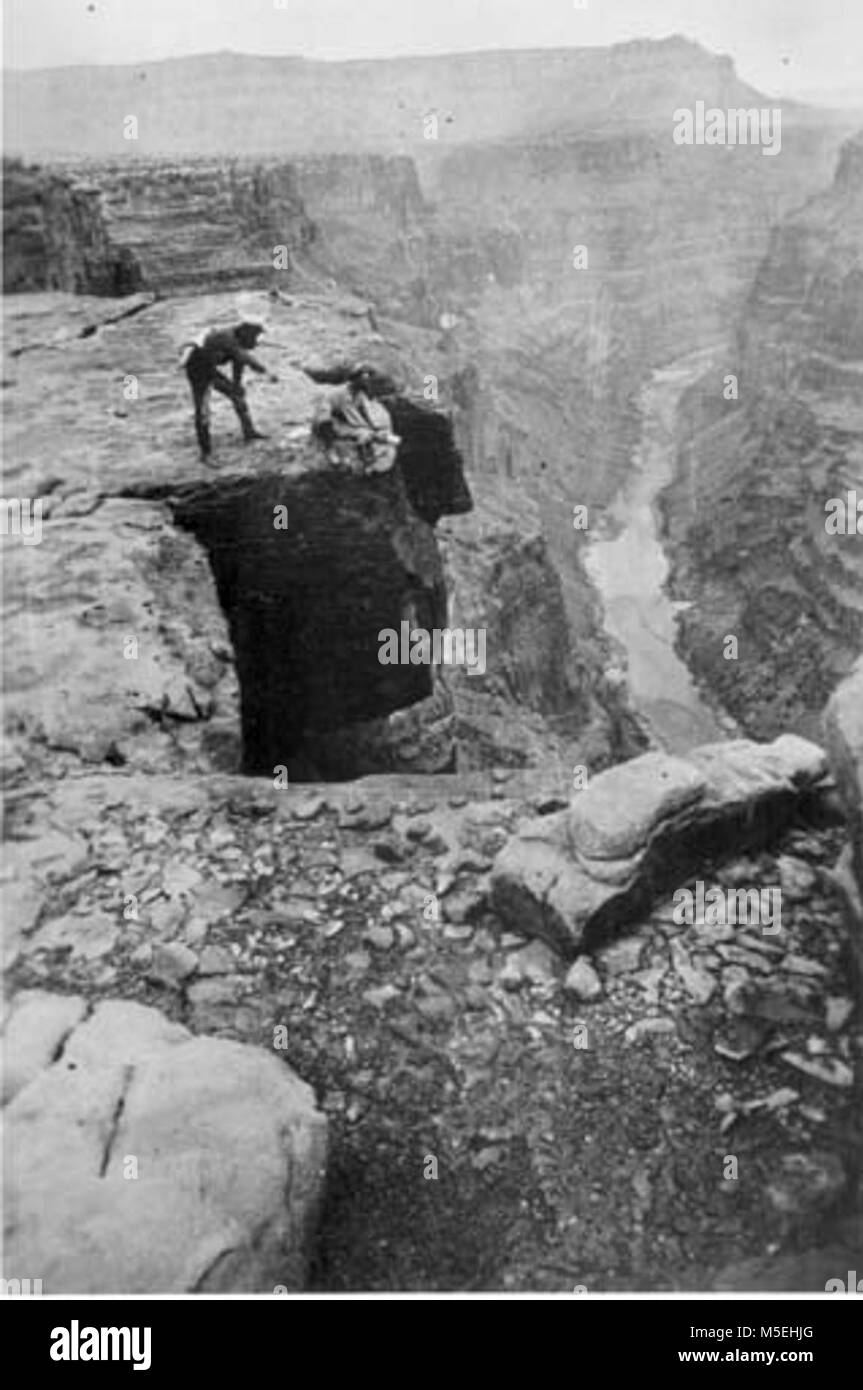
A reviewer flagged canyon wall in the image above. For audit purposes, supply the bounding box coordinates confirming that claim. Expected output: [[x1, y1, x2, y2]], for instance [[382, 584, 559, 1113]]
[[665, 131, 863, 740], [2, 160, 142, 294]]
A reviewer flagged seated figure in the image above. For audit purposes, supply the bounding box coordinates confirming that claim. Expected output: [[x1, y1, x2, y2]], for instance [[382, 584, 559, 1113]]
[[312, 364, 401, 474]]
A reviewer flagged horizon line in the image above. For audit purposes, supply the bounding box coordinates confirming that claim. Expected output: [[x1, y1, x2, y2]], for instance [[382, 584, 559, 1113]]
[[0, 33, 732, 75]]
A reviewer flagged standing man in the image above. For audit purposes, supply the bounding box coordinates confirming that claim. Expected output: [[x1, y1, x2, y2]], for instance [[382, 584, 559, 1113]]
[[182, 318, 278, 460]]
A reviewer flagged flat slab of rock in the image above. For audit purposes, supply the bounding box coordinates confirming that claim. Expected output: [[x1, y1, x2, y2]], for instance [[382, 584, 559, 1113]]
[[491, 735, 828, 955], [3, 997, 327, 1293]]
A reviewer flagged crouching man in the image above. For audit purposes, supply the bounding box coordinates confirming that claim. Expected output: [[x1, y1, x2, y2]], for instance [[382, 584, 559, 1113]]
[[182, 318, 278, 460], [312, 364, 401, 475]]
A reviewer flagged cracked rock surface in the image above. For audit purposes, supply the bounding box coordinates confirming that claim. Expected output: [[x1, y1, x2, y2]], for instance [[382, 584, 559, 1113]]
[[3, 992, 327, 1293]]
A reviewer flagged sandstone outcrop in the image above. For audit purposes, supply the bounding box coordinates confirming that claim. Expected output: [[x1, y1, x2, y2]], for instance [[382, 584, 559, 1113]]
[[3, 995, 327, 1293], [491, 735, 829, 955]]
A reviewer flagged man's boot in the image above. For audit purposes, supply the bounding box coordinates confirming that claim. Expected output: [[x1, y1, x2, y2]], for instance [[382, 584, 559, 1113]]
[[196, 420, 212, 460], [234, 390, 268, 443]]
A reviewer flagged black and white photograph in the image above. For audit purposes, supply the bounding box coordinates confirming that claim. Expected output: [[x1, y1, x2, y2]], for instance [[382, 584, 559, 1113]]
[[2, 0, 862, 1326]]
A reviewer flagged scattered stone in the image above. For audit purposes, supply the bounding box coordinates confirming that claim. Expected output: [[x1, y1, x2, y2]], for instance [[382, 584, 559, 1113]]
[[150, 941, 198, 988], [780, 1052, 854, 1088], [783, 954, 829, 978], [443, 923, 473, 940], [183, 919, 209, 948], [405, 819, 433, 842], [290, 794, 326, 821], [498, 939, 557, 989], [777, 854, 818, 901], [372, 834, 407, 864], [825, 997, 855, 1032], [596, 936, 646, 977], [721, 966, 751, 1015], [184, 881, 246, 928], [363, 925, 395, 951], [765, 1152, 846, 1216], [339, 847, 381, 879], [197, 945, 236, 976], [362, 985, 401, 1009], [669, 938, 716, 1004], [467, 959, 494, 985], [187, 977, 243, 1008], [472, 1146, 502, 1170], [416, 995, 456, 1023], [339, 802, 392, 831], [563, 959, 603, 1001], [423, 832, 450, 856], [148, 898, 188, 936], [28, 911, 120, 962], [713, 1019, 766, 1062], [720, 859, 761, 888], [162, 863, 204, 899], [716, 944, 773, 974], [624, 1017, 676, 1044], [631, 965, 666, 1006], [441, 882, 486, 923], [799, 1104, 827, 1124], [743, 1088, 799, 1114], [344, 950, 372, 976]]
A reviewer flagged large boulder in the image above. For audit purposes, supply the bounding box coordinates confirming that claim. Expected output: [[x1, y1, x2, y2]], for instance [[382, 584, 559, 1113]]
[[491, 735, 829, 955], [3, 996, 327, 1293]]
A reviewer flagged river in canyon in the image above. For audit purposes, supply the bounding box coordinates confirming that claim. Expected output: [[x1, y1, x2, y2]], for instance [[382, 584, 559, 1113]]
[[585, 351, 730, 754]]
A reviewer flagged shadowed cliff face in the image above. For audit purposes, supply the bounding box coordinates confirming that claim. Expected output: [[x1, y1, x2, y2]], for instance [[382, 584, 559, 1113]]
[[175, 411, 473, 779], [383, 397, 472, 525], [665, 130, 863, 741]]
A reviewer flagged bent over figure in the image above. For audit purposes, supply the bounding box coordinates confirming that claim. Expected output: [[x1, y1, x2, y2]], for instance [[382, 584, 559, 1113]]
[[182, 319, 277, 459]]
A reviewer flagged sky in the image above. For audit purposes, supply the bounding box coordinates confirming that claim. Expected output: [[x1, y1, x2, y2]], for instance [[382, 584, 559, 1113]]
[[3, 0, 863, 102]]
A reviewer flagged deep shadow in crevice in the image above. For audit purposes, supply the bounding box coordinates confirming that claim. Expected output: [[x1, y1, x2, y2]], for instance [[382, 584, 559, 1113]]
[[173, 412, 473, 781]]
